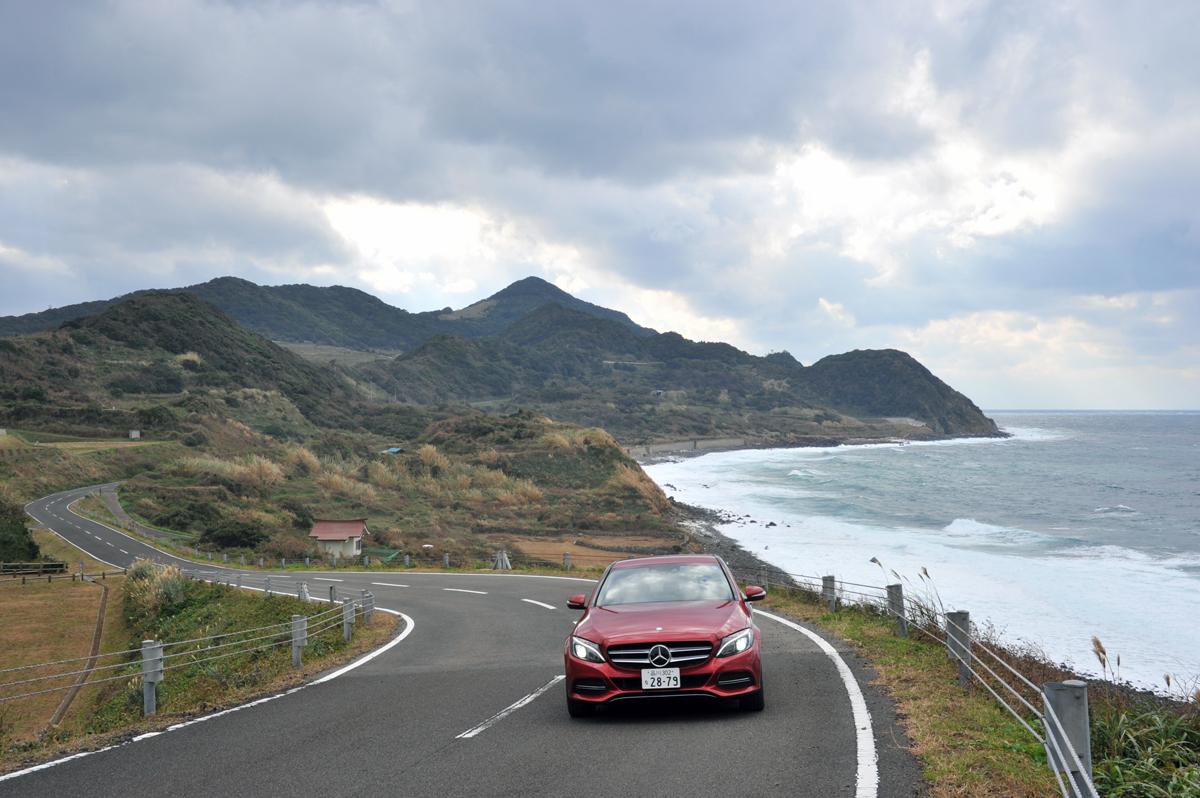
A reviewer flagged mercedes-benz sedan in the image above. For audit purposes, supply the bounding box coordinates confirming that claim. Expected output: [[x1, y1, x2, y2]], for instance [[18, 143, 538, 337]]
[[563, 554, 766, 717]]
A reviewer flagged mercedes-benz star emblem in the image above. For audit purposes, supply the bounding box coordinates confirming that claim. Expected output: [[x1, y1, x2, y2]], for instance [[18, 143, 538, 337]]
[[648, 645, 671, 668]]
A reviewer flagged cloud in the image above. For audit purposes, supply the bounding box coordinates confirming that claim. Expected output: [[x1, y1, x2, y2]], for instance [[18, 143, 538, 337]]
[[0, 0, 1198, 407]]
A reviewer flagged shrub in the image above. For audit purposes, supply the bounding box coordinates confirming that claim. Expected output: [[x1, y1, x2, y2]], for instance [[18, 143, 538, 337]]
[[417, 444, 450, 476], [283, 446, 321, 476]]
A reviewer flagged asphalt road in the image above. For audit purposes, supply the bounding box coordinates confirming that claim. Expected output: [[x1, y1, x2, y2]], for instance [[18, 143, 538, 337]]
[[6, 485, 925, 797]]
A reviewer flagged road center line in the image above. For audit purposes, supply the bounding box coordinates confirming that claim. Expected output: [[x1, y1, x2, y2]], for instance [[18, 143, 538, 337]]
[[521, 598, 556, 610], [313, 577, 343, 582], [371, 582, 408, 587], [754, 609, 878, 798], [455, 675, 565, 739], [442, 587, 487, 595]]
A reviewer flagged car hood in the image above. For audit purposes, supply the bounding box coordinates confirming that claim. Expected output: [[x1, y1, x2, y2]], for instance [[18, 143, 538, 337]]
[[575, 600, 749, 645]]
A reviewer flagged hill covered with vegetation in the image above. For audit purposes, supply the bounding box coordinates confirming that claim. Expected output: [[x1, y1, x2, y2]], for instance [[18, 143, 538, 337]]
[[357, 303, 1000, 440], [0, 275, 651, 350]]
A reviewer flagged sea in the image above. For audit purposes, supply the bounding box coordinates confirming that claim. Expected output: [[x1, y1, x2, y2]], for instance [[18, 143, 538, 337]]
[[644, 412, 1200, 692]]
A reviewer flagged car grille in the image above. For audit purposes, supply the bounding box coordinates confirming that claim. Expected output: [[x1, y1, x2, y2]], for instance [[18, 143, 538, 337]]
[[606, 641, 713, 669]]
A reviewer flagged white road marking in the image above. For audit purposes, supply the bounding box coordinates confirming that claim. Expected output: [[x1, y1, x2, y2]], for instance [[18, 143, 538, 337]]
[[521, 598, 556, 610], [371, 582, 408, 588], [755, 609, 878, 798], [455, 675, 566, 739], [0, 611, 416, 785], [119, 549, 129, 555], [443, 587, 487, 595], [314, 577, 343, 582], [105, 541, 114, 547]]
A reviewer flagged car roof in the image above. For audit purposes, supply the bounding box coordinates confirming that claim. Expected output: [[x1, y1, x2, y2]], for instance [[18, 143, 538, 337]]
[[609, 554, 722, 569]]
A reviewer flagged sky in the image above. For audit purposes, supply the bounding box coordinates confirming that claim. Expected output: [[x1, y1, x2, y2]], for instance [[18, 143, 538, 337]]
[[1, 1, 1197, 409]]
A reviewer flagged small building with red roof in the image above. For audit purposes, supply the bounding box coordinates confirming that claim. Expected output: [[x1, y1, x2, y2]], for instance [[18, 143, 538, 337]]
[[309, 519, 368, 558]]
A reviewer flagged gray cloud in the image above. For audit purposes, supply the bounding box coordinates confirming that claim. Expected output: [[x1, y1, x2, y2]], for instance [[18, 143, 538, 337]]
[[0, 0, 1198, 406]]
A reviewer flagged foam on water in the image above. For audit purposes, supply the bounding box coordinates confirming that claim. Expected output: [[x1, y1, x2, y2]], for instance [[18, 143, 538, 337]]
[[646, 414, 1200, 691]]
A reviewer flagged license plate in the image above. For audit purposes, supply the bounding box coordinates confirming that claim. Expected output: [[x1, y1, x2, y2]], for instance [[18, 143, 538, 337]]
[[641, 667, 680, 690]]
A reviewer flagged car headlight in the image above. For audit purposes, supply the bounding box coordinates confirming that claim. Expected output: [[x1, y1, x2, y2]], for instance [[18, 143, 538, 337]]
[[716, 628, 755, 658], [570, 636, 605, 663]]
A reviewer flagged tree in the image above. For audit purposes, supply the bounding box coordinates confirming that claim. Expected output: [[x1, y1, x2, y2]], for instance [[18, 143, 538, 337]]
[[0, 500, 39, 562]]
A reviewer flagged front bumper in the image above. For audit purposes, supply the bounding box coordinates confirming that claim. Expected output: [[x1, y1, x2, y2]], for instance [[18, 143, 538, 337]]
[[563, 644, 762, 704]]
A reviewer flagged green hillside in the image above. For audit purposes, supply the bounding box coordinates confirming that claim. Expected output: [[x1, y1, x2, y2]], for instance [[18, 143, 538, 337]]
[[0, 275, 651, 350], [359, 303, 999, 439]]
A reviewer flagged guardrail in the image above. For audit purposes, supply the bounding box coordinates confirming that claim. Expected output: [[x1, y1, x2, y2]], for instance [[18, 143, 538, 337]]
[[726, 565, 1101, 798], [1, 561, 67, 575], [0, 568, 126, 586], [0, 567, 374, 720]]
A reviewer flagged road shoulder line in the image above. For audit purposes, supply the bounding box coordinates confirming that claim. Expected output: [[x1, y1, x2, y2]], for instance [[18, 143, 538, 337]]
[[754, 609, 878, 798]]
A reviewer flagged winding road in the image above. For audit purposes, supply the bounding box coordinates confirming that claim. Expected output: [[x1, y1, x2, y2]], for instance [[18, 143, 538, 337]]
[[5, 485, 924, 797]]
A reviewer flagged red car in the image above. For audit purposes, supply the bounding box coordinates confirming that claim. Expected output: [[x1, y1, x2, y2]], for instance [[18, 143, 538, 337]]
[[563, 554, 766, 717]]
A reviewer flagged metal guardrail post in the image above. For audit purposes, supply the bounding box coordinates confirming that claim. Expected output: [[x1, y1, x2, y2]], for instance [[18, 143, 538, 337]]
[[291, 614, 307, 667], [946, 610, 971, 688], [305, 556, 310, 567], [280, 558, 286, 568], [240, 555, 245, 566], [342, 601, 354, 642], [363, 591, 375, 622], [330, 585, 336, 604], [404, 554, 411, 567], [1043, 680, 1093, 790], [563, 553, 572, 570], [258, 557, 264, 568], [142, 639, 163, 716], [443, 553, 450, 568], [822, 575, 836, 612], [887, 584, 907, 637]]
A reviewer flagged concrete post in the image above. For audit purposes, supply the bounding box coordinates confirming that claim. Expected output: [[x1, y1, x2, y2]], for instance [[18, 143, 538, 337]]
[[329, 585, 336, 604], [887, 584, 907, 637], [298, 582, 310, 601], [404, 554, 411, 567], [222, 553, 228, 562], [364, 555, 370, 567], [240, 555, 245, 566], [291, 614, 308, 668], [342, 601, 354, 642], [822, 575, 837, 612], [79, 561, 85, 578], [236, 573, 242, 589], [281, 558, 286, 568], [362, 590, 374, 622], [563, 553, 572, 570], [1043, 680, 1093, 790], [207, 551, 212, 560], [443, 553, 450, 569], [333, 555, 338, 568], [141, 639, 163, 717], [305, 556, 310, 567], [258, 557, 264, 568], [265, 576, 272, 595], [945, 610, 971, 688]]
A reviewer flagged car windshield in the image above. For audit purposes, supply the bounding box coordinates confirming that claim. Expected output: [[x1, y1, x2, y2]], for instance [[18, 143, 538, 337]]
[[595, 563, 734, 606]]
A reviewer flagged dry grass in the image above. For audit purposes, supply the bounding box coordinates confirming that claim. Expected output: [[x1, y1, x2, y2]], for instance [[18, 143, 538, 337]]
[[283, 446, 321, 476], [417, 444, 450, 475], [607, 463, 671, 513], [0, 580, 109, 743], [316, 472, 378, 502]]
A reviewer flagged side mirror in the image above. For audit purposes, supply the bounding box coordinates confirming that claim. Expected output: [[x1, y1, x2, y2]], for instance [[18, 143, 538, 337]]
[[567, 593, 588, 610], [744, 585, 766, 602]]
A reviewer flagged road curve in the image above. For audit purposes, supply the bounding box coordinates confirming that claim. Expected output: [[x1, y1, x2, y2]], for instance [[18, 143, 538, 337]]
[[6, 485, 924, 797]]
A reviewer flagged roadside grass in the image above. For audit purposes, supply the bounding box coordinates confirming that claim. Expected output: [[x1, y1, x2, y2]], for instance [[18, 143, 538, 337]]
[[0, 579, 109, 744], [758, 586, 1060, 798], [1, 567, 397, 772]]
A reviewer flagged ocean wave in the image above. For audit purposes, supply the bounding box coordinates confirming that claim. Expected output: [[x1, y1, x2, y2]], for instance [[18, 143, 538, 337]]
[[940, 518, 1047, 545], [1094, 504, 1137, 514]]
